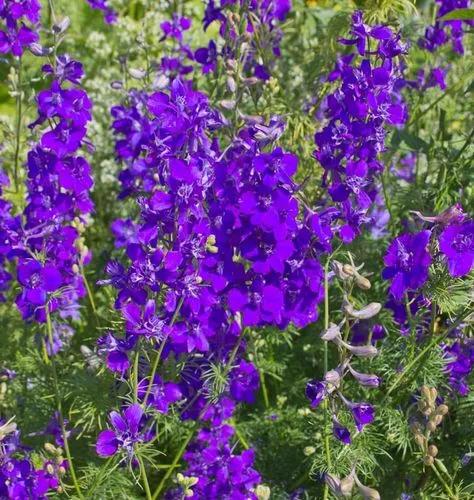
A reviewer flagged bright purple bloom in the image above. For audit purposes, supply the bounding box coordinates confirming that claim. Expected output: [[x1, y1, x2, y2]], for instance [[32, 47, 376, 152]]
[[96, 404, 152, 458], [332, 418, 351, 445], [382, 231, 432, 300], [305, 380, 326, 408], [439, 221, 474, 277]]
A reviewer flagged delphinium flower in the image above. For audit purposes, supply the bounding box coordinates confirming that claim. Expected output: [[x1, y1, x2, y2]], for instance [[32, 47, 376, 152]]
[[419, 0, 473, 54], [382, 231, 432, 300], [85, 0, 117, 24], [165, 424, 261, 499], [313, 11, 408, 242], [0, 168, 16, 301], [12, 56, 94, 330], [0, 0, 41, 56], [96, 404, 153, 459], [443, 337, 474, 395], [0, 419, 64, 499], [198, 0, 292, 80], [439, 219, 474, 277]]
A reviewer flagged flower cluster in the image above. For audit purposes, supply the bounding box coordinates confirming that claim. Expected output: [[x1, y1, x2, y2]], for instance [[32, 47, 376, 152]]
[[382, 206, 473, 301], [166, 424, 261, 499], [85, 0, 117, 24], [198, 0, 292, 80], [0, 0, 40, 56], [419, 0, 473, 54], [314, 11, 408, 242], [443, 336, 474, 395], [0, 419, 65, 499], [11, 55, 94, 341], [0, 169, 15, 301]]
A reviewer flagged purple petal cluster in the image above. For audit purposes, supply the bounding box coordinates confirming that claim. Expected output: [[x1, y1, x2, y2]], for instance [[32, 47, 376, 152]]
[[199, 0, 292, 79], [96, 404, 153, 458], [419, 0, 473, 54], [0, 169, 16, 301], [439, 220, 474, 277], [0, 421, 63, 499], [382, 231, 432, 300], [10, 58, 94, 331], [85, 0, 117, 24], [0, 0, 40, 56], [166, 424, 261, 500], [314, 11, 408, 242], [443, 337, 474, 395]]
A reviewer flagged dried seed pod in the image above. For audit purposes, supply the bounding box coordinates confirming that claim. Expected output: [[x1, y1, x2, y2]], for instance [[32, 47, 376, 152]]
[[433, 414, 443, 426], [332, 260, 352, 280], [340, 473, 355, 497], [427, 445, 439, 457], [255, 485, 271, 500], [410, 421, 423, 434], [342, 263, 356, 276]]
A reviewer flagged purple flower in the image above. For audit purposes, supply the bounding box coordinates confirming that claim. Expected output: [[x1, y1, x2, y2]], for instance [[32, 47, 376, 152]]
[[96, 404, 152, 458], [439, 221, 474, 277], [382, 231, 432, 300], [137, 376, 182, 413], [332, 417, 351, 445], [305, 380, 327, 408]]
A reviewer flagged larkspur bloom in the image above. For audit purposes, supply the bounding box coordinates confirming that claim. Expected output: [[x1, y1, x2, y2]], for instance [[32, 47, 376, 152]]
[[439, 220, 474, 277], [443, 337, 474, 395], [419, 0, 473, 54], [96, 404, 153, 458], [166, 424, 261, 499], [382, 231, 432, 300], [85, 0, 117, 24], [0, 0, 41, 56], [314, 11, 408, 241]]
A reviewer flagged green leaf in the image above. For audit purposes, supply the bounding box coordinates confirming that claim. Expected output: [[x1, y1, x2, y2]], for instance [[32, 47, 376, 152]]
[[440, 8, 474, 20], [397, 130, 430, 153]]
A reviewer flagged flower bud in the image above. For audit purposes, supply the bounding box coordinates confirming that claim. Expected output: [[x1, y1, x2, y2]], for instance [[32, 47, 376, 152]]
[[348, 365, 380, 388], [46, 463, 55, 475], [332, 260, 352, 280], [355, 476, 380, 500], [52, 17, 71, 34], [341, 341, 378, 358], [303, 446, 316, 456], [342, 263, 356, 276], [355, 274, 371, 290], [324, 369, 341, 387], [44, 443, 57, 455], [414, 433, 425, 447], [220, 99, 236, 110], [428, 445, 438, 457], [436, 404, 448, 416], [255, 485, 271, 500], [343, 300, 381, 320], [29, 43, 53, 56], [426, 421, 437, 432], [423, 455, 434, 466], [320, 322, 342, 342], [129, 68, 147, 80], [226, 76, 236, 93]]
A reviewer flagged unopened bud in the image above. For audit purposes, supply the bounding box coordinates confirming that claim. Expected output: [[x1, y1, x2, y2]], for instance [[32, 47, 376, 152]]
[[44, 443, 57, 455], [320, 322, 342, 342], [255, 484, 271, 500], [220, 99, 236, 110], [423, 455, 434, 466], [226, 76, 236, 93], [129, 68, 147, 80], [428, 445, 438, 457], [426, 421, 437, 432], [414, 433, 425, 447], [46, 464, 55, 475], [303, 446, 316, 456], [52, 17, 70, 34], [436, 404, 448, 416]]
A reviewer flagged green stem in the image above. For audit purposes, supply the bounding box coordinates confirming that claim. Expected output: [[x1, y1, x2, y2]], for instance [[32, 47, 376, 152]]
[[259, 367, 270, 408], [322, 260, 331, 500], [81, 267, 100, 324], [45, 310, 84, 499], [143, 297, 184, 404], [383, 309, 472, 401], [151, 429, 195, 500], [430, 463, 456, 499], [138, 456, 153, 500], [13, 57, 22, 192]]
